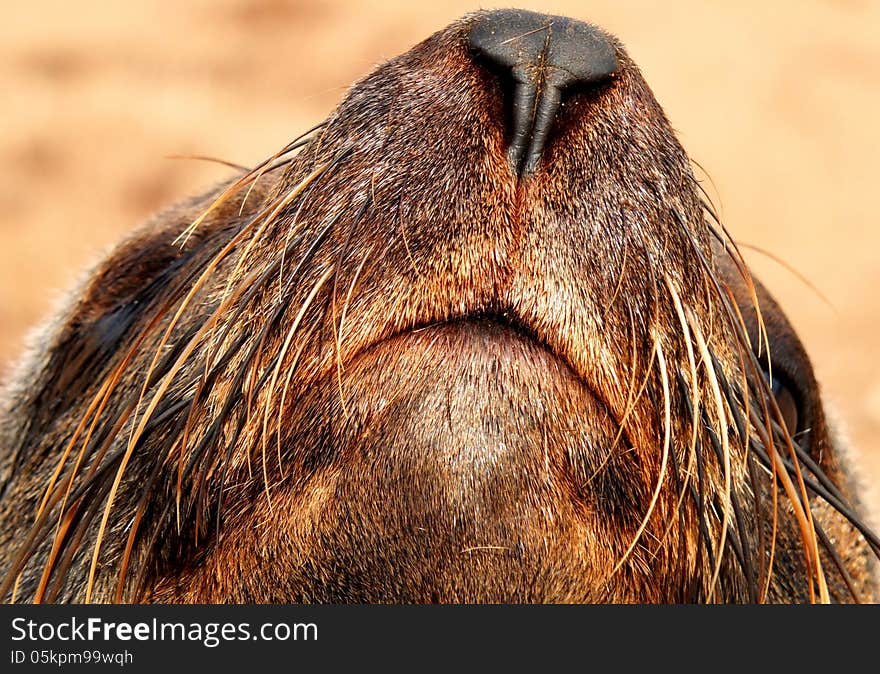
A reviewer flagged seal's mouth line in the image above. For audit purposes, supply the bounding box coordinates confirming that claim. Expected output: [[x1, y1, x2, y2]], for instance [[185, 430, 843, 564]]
[[416, 310, 540, 342], [346, 311, 634, 460], [347, 310, 554, 368], [353, 310, 596, 400]]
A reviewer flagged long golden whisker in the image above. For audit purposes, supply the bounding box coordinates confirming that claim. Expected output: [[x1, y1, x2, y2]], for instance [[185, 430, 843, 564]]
[[768, 441, 825, 602], [736, 242, 833, 310], [690, 160, 724, 220], [223, 162, 332, 306], [611, 335, 671, 577], [654, 277, 701, 555], [773, 408, 829, 602], [273, 146, 355, 303], [164, 154, 249, 171], [329, 201, 369, 421], [339, 242, 374, 347], [127, 224, 258, 489], [719, 283, 756, 485], [174, 128, 321, 247], [711, 229, 770, 369], [582, 310, 654, 489], [687, 307, 731, 602], [276, 323, 320, 481], [204, 162, 336, 376], [260, 266, 335, 513], [45, 475, 111, 603], [32, 501, 77, 604], [709, 289, 766, 596], [585, 252, 662, 490], [333, 241, 376, 421], [238, 125, 324, 216], [114, 434, 184, 603], [746, 403, 781, 602], [34, 401, 136, 604], [84, 266, 263, 603], [738, 312, 827, 602], [690, 202, 769, 369], [175, 169, 268, 248], [674, 221, 788, 598], [8, 293, 179, 602]]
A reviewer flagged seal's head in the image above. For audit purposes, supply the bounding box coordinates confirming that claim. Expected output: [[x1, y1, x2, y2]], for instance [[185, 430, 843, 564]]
[[1, 9, 877, 603]]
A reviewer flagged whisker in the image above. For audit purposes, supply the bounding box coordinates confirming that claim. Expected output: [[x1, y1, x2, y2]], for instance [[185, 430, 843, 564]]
[[276, 322, 321, 481], [206, 158, 340, 372], [650, 278, 701, 565], [174, 125, 324, 246], [612, 335, 671, 577], [83, 265, 264, 602], [583, 304, 650, 488], [736, 242, 834, 310], [747, 436, 880, 555], [686, 306, 732, 601], [330, 199, 371, 420], [260, 266, 335, 512], [675, 370, 717, 588], [165, 154, 249, 172]]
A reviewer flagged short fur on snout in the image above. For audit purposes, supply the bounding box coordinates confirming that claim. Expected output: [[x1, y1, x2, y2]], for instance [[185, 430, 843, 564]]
[[1, 10, 877, 604]]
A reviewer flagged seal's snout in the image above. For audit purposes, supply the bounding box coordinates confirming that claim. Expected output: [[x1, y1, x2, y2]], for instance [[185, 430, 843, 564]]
[[468, 9, 618, 175]]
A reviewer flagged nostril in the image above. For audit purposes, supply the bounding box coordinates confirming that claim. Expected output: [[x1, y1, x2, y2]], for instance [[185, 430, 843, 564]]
[[468, 9, 619, 176]]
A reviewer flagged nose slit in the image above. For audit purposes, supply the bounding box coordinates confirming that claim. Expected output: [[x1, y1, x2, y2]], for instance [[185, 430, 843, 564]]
[[468, 9, 619, 176]]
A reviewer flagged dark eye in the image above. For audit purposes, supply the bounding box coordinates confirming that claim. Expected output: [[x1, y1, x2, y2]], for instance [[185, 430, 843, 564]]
[[766, 371, 799, 437]]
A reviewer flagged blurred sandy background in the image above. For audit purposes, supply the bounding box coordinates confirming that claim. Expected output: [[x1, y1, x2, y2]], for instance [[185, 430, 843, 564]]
[[1, 1, 878, 490]]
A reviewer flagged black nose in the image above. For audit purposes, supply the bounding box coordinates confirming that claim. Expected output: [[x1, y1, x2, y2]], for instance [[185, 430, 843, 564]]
[[468, 9, 618, 176]]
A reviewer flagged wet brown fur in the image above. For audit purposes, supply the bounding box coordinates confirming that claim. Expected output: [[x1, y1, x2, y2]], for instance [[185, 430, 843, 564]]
[[1, 11, 877, 603]]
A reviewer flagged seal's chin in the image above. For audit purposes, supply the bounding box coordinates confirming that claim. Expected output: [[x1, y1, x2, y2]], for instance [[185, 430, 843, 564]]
[[333, 318, 620, 520], [260, 317, 633, 602]]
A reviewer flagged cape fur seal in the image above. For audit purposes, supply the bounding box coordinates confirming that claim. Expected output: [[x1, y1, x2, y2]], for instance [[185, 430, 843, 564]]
[[1, 9, 877, 603]]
